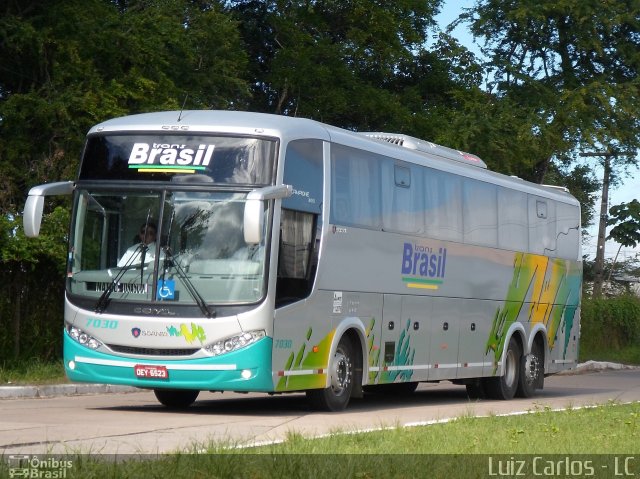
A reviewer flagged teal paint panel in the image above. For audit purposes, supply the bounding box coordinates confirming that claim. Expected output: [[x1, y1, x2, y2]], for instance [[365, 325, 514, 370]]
[[63, 331, 274, 391]]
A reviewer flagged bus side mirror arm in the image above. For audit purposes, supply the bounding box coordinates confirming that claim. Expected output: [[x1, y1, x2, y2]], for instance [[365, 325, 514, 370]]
[[23, 181, 75, 237], [244, 184, 292, 244]]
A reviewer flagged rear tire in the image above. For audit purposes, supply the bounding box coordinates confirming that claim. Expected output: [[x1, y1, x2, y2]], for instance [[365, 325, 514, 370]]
[[516, 340, 544, 398], [485, 337, 521, 400], [307, 335, 354, 411], [154, 389, 199, 408]]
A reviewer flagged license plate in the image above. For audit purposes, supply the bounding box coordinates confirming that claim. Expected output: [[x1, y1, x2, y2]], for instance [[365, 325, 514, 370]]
[[134, 364, 169, 380]]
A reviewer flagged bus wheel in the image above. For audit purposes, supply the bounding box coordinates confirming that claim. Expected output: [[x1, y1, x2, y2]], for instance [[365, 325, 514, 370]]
[[154, 389, 199, 408], [516, 340, 544, 398], [307, 335, 354, 411], [486, 337, 520, 400]]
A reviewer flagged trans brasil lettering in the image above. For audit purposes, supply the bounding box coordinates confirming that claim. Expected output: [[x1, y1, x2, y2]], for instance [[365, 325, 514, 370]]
[[128, 143, 215, 171], [401, 242, 447, 290]]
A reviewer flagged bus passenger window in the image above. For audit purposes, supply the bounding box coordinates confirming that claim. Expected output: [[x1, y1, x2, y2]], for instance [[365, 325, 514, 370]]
[[556, 203, 580, 260], [424, 169, 463, 242], [498, 188, 528, 251], [330, 143, 382, 229], [381, 161, 423, 234], [529, 196, 556, 255]]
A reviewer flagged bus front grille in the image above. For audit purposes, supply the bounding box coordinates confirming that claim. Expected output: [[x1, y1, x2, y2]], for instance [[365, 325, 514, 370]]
[[107, 344, 200, 357]]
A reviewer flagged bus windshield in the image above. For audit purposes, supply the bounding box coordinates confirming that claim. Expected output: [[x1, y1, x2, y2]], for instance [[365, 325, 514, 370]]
[[68, 190, 268, 307]]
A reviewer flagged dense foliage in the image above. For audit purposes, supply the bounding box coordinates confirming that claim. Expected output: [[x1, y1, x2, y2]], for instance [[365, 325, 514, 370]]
[[580, 295, 640, 364], [0, 0, 638, 361]]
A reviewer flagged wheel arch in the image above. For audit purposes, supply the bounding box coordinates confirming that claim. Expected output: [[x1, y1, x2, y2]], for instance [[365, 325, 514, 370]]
[[326, 317, 367, 391], [528, 323, 548, 374], [496, 323, 526, 377]]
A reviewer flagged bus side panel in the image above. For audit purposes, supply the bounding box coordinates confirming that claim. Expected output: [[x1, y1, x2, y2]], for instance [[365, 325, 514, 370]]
[[272, 291, 382, 392], [455, 298, 495, 380], [399, 295, 432, 383], [427, 297, 460, 381], [485, 253, 582, 375], [370, 294, 431, 385]]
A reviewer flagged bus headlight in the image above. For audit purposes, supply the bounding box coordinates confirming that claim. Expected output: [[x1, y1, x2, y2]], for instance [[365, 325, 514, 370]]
[[67, 324, 102, 350], [204, 330, 266, 356]]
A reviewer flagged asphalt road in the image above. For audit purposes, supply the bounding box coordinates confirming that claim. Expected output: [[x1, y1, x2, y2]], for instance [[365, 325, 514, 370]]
[[1, 368, 639, 456]]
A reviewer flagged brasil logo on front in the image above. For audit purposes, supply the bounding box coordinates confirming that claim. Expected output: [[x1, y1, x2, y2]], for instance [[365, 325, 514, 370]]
[[401, 242, 447, 290], [128, 142, 214, 173]]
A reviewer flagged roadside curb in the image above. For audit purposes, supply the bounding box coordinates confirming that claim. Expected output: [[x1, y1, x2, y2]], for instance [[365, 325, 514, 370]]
[[0, 383, 140, 399], [558, 360, 639, 375]]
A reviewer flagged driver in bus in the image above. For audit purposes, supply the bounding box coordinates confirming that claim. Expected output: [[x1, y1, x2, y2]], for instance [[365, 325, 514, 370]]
[[117, 222, 158, 267]]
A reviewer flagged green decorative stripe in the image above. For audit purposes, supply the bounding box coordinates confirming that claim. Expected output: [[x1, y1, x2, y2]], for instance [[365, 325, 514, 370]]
[[401, 277, 443, 285], [128, 165, 206, 170]]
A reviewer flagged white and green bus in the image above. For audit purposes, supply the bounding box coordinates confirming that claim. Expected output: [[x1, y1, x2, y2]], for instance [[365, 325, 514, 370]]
[[24, 111, 582, 411]]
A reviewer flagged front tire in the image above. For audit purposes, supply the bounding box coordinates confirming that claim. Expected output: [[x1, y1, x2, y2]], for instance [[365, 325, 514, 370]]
[[486, 337, 521, 400], [307, 335, 354, 411], [154, 389, 199, 408]]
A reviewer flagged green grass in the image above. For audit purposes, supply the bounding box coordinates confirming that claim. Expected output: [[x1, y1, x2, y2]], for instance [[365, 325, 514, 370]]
[[0, 358, 66, 385], [248, 402, 640, 454], [2, 402, 637, 478], [579, 345, 640, 365]]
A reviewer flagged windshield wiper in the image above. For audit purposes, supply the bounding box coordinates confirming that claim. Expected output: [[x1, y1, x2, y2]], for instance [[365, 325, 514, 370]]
[[161, 246, 215, 318], [94, 244, 144, 313], [158, 210, 213, 317]]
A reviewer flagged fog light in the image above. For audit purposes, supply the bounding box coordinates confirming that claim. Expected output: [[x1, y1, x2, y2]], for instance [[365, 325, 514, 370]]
[[241, 369, 252, 379], [68, 361, 76, 370]]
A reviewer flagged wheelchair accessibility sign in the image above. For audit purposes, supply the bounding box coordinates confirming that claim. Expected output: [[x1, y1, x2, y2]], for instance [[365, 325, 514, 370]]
[[157, 279, 175, 300]]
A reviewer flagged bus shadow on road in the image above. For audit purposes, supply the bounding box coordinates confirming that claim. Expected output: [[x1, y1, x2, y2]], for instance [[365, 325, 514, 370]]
[[93, 380, 607, 416]]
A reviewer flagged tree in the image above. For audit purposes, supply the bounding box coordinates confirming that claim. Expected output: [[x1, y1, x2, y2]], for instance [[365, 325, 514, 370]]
[[607, 199, 640, 282], [0, 0, 249, 361], [226, 0, 445, 130], [463, 0, 640, 184], [608, 200, 640, 249]]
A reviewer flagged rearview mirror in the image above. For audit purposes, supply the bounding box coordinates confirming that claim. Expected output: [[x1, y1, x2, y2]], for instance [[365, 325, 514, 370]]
[[243, 185, 292, 244], [23, 181, 75, 237]]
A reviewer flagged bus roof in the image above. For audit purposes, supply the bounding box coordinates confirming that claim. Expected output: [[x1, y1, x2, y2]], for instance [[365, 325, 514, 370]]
[[88, 110, 578, 205]]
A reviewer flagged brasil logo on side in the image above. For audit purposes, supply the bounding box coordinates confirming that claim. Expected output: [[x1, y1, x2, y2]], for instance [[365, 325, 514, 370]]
[[400, 242, 447, 290]]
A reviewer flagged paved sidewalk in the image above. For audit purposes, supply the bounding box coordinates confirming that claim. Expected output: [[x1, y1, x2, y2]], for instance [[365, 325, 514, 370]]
[[0, 361, 636, 400]]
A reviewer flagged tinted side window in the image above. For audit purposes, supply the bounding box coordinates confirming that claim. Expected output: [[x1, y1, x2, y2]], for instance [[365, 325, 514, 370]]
[[498, 187, 528, 251], [556, 202, 580, 259], [463, 179, 498, 247], [282, 139, 323, 214], [528, 196, 556, 255], [330, 144, 382, 229], [424, 169, 463, 242], [381, 160, 424, 234]]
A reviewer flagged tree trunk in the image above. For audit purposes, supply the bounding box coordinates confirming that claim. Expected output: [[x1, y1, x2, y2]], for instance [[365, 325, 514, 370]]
[[12, 273, 22, 359], [592, 155, 611, 298]]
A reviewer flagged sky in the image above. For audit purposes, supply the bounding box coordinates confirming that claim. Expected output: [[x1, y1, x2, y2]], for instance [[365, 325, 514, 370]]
[[436, 1, 640, 263]]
